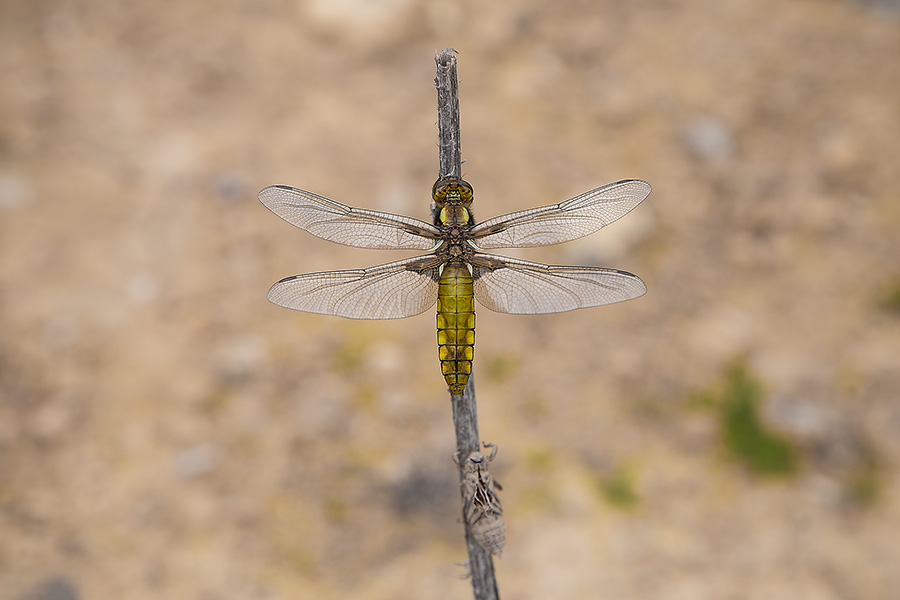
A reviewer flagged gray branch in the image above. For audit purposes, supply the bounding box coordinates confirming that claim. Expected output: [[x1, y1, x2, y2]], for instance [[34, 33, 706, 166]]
[[434, 48, 500, 600], [435, 48, 462, 181]]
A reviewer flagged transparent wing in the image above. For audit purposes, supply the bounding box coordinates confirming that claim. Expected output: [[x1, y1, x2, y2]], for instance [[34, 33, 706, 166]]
[[259, 185, 441, 250], [469, 179, 651, 249], [268, 255, 442, 319], [469, 253, 646, 314]]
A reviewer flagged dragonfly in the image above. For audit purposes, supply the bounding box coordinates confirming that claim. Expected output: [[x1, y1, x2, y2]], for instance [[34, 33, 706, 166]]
[[259, 176, 651, 394]]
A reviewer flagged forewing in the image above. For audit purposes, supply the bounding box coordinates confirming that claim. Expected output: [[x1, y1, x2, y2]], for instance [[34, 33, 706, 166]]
[[469, 179, 650, 249], [259, 185, 441, 250], [268, 255, 442, 319], [470, 253, 646, 314]]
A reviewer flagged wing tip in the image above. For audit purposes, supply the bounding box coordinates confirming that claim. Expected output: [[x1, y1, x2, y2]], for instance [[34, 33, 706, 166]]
[[258, 184, 291, 202], [612, 268, 648, 299], [634, 278, 648, 299], [257, 185, 274, 204], [616, 178, 652, 197], [266, 279, 288, 306]]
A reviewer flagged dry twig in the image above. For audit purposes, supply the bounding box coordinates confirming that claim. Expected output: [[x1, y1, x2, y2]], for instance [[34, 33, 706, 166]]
[[434, 48, 500, 600]]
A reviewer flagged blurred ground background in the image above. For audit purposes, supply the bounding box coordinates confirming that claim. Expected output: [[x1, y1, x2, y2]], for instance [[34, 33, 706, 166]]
[[2, 0, 899, 598]]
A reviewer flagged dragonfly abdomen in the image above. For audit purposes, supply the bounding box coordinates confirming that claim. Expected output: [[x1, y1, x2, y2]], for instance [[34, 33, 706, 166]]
[[437, 261, 475, 394]]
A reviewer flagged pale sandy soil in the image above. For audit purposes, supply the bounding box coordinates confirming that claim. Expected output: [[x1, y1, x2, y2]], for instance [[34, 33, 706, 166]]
[[2, 1, 899, 599]]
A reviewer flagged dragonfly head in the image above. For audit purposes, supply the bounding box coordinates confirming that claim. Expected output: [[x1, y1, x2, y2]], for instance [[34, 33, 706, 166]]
[[433, 177, 474, 226], [432, 177, 474, 208]]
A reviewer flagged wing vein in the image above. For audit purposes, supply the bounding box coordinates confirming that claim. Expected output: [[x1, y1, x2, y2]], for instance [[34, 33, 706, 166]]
[[470, 253, 646, 314], [259, 185, 440, 250], [469, 179, 651, 249], [267, 255, 442, 319]]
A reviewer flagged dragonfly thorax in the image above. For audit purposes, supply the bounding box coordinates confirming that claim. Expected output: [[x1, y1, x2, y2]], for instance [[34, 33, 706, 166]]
[[439, 205, 470, 226]]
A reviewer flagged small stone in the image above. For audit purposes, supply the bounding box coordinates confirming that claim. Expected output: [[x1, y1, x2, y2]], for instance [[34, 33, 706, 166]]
[[173, 444, 219, 479], [19, 576, 79, 600], [0, 174, 32, 211], [682, 116, 735, 163]]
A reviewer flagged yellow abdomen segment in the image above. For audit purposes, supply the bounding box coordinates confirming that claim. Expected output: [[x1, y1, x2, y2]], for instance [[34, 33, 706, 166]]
[[437, 262, 475, 394]]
